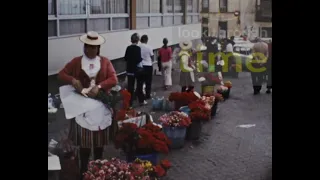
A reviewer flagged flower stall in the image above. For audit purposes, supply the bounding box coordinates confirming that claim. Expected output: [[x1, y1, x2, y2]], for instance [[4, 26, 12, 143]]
[[114, 123, 171, 165], [159, 111, 192, 149], [83, 158, 171, 180]]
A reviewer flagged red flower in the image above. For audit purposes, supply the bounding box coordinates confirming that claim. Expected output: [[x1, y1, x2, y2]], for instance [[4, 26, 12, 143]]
[[154, 165, 166, 177], [160, 159, 171, 169], [169, 91, 198, 105], [120, 89, 131, 110]]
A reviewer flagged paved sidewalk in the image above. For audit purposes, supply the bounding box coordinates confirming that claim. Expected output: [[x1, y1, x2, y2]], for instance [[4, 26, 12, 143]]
[[48, 71, 272, 180]]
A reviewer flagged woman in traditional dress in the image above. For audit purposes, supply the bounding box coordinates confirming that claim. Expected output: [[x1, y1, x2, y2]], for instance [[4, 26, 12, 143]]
[[179, 41, 195, 92], [58, 31, 118, 177]]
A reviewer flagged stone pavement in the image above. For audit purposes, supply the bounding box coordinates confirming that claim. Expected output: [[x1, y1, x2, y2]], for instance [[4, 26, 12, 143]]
[[48, 70, 272, 180]]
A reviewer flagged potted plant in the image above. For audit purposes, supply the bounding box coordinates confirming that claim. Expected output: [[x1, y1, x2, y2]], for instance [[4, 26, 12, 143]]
[[186, 100, 211, 140], [168, 91, 199, 110], [115, 123, 171, 165], [217, 85, 230, 100], [83, 158, 171, 180], [159, 111, 192, 149]]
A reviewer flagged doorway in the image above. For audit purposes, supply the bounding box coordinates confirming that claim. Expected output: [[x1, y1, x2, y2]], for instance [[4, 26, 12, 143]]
[[218, 21, 228, 39]]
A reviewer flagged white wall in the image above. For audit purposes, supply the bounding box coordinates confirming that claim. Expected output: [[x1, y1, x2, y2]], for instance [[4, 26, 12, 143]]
[[48, 23, 201, 75]]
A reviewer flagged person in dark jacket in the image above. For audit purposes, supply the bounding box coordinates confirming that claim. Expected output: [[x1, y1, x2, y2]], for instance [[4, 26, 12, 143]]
[[124, 33, 145, 106]]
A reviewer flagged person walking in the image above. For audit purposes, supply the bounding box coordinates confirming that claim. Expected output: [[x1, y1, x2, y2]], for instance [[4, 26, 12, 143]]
[[139, 34, 154, 99], [251, 38, 269, 95], [179, 40, 195, 92], [158, 38, 173, 90], [124, 33, 146, 106]]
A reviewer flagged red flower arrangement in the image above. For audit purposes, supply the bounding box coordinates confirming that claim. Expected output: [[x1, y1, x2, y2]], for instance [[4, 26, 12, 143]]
[[120, 89, 131, 110], [168, 91, 199, 106], [115, 89, 136, 121], [115, 123, 171, 155], [204, 74, 222, 84], [188, 100, 211, 121]]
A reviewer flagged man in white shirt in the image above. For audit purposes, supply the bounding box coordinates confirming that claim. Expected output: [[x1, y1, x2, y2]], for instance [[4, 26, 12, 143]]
[[139, 35, 154, 100], [224, 38, 238, 78]]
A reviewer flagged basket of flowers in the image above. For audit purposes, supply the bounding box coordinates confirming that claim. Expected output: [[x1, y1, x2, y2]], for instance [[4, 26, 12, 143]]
[[217, 85, 230, 100], [159, 111, 192, 149], [115, 123, 171, 165], [83, 158, 171, 180], [186, 100, 211, 140], [168, 91, 199, 110]]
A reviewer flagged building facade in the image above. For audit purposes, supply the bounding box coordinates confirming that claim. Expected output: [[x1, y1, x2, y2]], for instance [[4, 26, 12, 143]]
[[200, 0, 271, 39], [48, 0, 201, 76]]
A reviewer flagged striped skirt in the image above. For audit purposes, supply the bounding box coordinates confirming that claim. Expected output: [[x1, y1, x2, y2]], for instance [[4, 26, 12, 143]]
[[68, 118, 117, 148]]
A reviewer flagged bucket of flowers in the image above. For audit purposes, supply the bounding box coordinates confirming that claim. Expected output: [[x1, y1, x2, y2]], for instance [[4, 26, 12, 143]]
[[210, 93, 223, 117], [224, 80, 232, 94], [115, 123, 171, 165], [186, 100, 211, 140], [159, 111, 192, 149], [168, 91, 199, 110], [217, 85, 230, 100], [83, 158, 171, 180]]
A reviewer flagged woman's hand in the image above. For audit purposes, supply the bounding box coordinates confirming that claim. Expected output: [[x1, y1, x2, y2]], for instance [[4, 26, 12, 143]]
[[88, 86, 99, 98], [72, 79, 83, 92]]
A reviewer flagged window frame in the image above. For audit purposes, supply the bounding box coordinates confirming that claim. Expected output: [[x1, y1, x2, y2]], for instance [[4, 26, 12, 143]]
[[48, 0, 130, 39]]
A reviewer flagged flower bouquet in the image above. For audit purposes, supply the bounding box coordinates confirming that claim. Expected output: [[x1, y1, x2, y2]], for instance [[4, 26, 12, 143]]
[[186, 100, 211, 140], [83, 158, 171, 180], [217, 85, 230, 100], [168, 91, 199, 110], [159, 111, 192, 149], [115, 123, 171, 165]]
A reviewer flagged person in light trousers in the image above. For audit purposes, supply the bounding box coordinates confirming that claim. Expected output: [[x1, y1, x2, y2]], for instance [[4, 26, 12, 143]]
[[158, 38, 173, 90]]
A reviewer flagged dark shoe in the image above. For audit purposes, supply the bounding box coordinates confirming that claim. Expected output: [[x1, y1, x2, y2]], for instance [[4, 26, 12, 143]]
[[140, 100, 148, 106], [266, 89, 271, 94], [145, 95, 151, 100], [254, 91, 260, 95]]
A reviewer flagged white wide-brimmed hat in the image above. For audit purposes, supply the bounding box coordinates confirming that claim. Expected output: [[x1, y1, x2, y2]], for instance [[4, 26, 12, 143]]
[[80, 31, 106, 46], [179, 40, 192, 50]]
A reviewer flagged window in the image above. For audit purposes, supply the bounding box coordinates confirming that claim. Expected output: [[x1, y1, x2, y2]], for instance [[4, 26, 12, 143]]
[[165, 0, 174, 13], [60, 19, 86, 36], [48, 0, 56, 15], [48, 0, 129, 38], [186, 0, 199, 24], [90, 0, 128, 14], [174, 0, 184, 13], [48, 21, 57, 37], [150, 0, 161, 13], [136, 0, 150, 13], [59, 0, 86, 15], [136, 0, 162, 29], [219, 0, 227, 13], [88, 18, 110, 32]]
